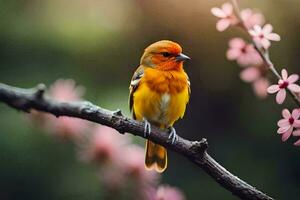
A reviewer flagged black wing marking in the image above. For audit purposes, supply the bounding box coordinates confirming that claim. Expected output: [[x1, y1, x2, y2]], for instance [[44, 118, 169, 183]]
[[129, 66, 144, 119], [187, 74, 191, 98]]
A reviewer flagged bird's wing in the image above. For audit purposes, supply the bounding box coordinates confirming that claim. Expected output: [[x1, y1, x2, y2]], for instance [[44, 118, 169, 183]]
[[187, 73, 191, 99], [186, 75, 192, 98], [129, 65, 145, 119]]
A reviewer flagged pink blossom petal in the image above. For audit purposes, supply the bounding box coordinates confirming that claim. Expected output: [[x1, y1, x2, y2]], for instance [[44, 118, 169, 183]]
[[253, 37, 263, 48], [222, 3, 233, 15], [293, 129, 300, 136], [293, 120, 300, 128], [211, 8, 226, 18], [240, 9, 252, 20], [254, 25, 262, 33], [287, 74, 299, 83], [252, 78, 269, 98], [240, 67, 260, 82], [245, 44, 257, 53], [294, 139, 300, 146], [246, 49, 263, 65], [288, 84, 300, 93], [156, 185, 186, 200], [261, 38, 271, 49], [216, 19, 231, 31], [277, 119, 289, 127], [249, 29, 258, 37], [277, 125, 291, 134], [282, 127, 293, 142], [237, 55, 250, 66], [276, 89, 286, 104], [262, 24, 273, 34], [249, 13, 265, 27], [292, 109, 300, 120], [281, 69, 288, 80], [226, 49, 241, 60], [267, 85, 280, 94], [282, 109, 291, 119], [266, 33, 281, 41], [229, 38, 245, 48]]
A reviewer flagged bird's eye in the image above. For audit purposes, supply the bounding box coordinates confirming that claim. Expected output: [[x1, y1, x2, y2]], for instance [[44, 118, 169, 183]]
[[162, 52, 171, 57]]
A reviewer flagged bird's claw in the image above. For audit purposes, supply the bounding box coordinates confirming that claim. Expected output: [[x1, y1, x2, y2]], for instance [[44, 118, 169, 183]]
[[143, 118, 151, 137], [168, 127, 178, 144]]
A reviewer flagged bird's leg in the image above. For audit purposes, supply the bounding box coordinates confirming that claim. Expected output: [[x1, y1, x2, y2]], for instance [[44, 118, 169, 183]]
[[143, 118, 151, 137], [168, 126, 178, 144]]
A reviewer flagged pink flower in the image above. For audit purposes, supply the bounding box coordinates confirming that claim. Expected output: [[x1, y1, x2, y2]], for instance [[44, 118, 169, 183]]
[[29, 79, 89, 140], [100, 145, 159, 200], [79, 125, 129, 164], [277, 109, 300, 142], [211, 3, 238, 31], [240, 66, 261, 82], [49, 79, 85, 101], [252, 78, 270, 98], [249, 24, 281, 49], [155, 185, 186, 200], [43, 79, 89, 140], [227, 38, 262, 66], [100, 165, 126, 193], [294, 139, 300, 146], [239, 66, 270, 98], [240, 9, 265, 29], [120, 145, 159, 185], [46, 116, 90, 140], [293, 129, 300, 146], [267, 69, 300, 104]]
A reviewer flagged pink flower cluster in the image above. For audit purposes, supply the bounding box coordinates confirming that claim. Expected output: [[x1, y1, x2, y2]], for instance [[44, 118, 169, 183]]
[[277, 109, 300, 145], [211, 2, 280, 50], [211, 3, 274, 98], [211, 3, 265, 32], [212, 2, 300, 146], [80, 125, 186, 199], [267, 70, 300, 145], [29, 79, 90, 141], [29, 79, 186, 199], [227, 37, 269, 98]]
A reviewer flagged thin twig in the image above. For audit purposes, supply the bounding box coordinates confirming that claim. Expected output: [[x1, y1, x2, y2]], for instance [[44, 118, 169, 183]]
[[0, 82, 273, 200], [232, 0, 241, 14]]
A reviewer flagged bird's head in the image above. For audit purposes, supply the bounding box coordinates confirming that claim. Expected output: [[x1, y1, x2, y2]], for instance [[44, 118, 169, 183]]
[[140, 40, 190, 71]]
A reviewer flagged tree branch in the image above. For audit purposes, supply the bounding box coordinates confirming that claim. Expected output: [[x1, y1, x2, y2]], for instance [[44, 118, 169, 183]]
[[0, 82, 273, 200]]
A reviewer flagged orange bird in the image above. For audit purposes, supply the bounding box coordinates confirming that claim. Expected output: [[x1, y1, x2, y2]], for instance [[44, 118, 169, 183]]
[[129, 40, 191, 173]]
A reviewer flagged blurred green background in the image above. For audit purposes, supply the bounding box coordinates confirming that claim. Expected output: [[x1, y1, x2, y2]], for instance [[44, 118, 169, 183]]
[[1, 0, 300, 199]]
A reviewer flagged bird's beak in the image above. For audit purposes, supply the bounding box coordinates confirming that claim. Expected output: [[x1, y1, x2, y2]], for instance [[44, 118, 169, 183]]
[[175, 53, 191, 62]]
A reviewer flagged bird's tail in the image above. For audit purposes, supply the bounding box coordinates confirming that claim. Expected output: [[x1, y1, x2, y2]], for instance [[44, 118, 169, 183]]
[[145, 140, 167, 173]]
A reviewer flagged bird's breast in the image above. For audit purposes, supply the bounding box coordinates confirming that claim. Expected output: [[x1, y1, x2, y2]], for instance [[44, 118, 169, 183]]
[[132, 68, 189, 126], [160, 93, 171, 112], [143, 68, 188, 94]]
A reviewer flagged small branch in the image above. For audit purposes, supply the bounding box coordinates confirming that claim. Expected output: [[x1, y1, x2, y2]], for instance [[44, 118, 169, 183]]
[[232, 0, 300, 107], [0, 82, 273, 200], [232, 0, 241, 14]]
